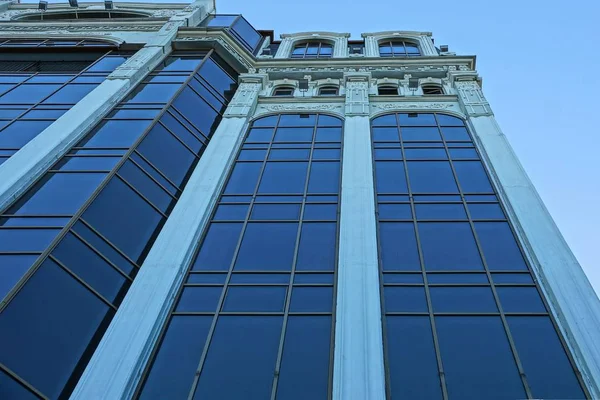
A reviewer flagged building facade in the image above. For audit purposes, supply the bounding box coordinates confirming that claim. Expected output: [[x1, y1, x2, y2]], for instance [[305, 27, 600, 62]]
[[0, 1, 599, 399]]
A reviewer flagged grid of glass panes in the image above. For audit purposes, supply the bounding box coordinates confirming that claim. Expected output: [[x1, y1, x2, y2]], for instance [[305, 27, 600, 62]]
[[0, 45, 129, 165], [137, 113, 342, 400], [378, 40, 420, 57], [291, 42, 333, 58], [0, 39, 116, 48], [0, 51, 238, 400], [200, 14, 264, 54], [372, 112, 587, 400]]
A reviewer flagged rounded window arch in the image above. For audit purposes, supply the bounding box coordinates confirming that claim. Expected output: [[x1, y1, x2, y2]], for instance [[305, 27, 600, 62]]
[[379, 40, 420, 57], [14, 10, 150, 21], [318, 86, 339, 96], [291, 41, 333, 59], [272, 86, 295, 97]]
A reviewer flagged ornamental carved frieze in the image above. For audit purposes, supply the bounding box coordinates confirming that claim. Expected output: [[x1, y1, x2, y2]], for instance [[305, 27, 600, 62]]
[[0, 24, 162, 32], [253, 103, 344, 118], [176, 36, 253, 69], [370, 102, 463, 117]]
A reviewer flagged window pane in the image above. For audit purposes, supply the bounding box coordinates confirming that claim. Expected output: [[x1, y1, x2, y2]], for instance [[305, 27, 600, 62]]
[[430, 287, 497, 312], [192, 223, 242, 271], [378, 204, 412, 219], [274, 127, 314, 142], [404, 149, 447, 160], [384, 286, 428, 312], [0, 255, 39, 300], [407, 161, 458, 193], [52, 233, 127, 304], [440, 127, 470, 141], [491, 273, 533, 284], [507, 317, 585, 399], [54, 156, 120, 171], [436, 114, 465, 126], [289, 286, 333, 312], [173, 89, 219, 136], [379, 223, 420, 271], [235, 223, 298, 271], [468, 203, 505, 219], [82, 177, 164, 263], [258, 162, 308, 194], [449, 148, 479, 159], [474, 222, 527, 270], [0, 229, 59, 252], [296, 223, 337, 271], [224, 162, 261, 194], [0, 369, 39, 400], [0, 120, 53, 148], [136, 124, 196, 187], [246, 128, 274, 142], [0, 259, 113, 399], [128, 84, 181, 103], [372, 114, 397, 126], [497, 287, 546, 313], [0, 84, 62, 104], [427, 273, 488, 284], [224, 286, 287, 312], [374, 148, 402, 160], [8, 173, 105, 215], [268, 149, 310, 160], [398, 113, 437, 126], [42, 84, 96, 104], [386, 317, 442, 399], [251, 204, 300, 220], [276, 316, 331, 400], [118, 161, 174, 213], [308, 162, 339, 193], [194, 316, 282, 400], [435, 316, 526, 399], [303, 204, 337, 220], [415, 204, 466, 220], [315, 127, 341, 142], [140, 316, 212, 400], [175, 287, 222, 312], [453, 161, 493, 193], [375, 162, 408, 193], [418, 222, 483, 270], [81, 120, 151, 148], [372, 127, 399, 141], [197, 58, 236, 100]]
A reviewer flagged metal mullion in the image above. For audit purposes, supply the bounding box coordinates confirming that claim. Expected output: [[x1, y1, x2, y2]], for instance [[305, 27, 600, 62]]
[[49, 255, 117, 311], [186, 114, 281, 400], [77, 219, 138, 271], [184, 83, 225, 117], [0, 363, 47, 400], [270, 114, 318, 400], [70, 230, 133, 282], [157, 120, 204, 157], [437, 115, 534, 399], [125, 157, 179, 201], [195, 76, 228, 106], [165, 109, 209, 144], [0, 51, 213, 312], [394, 112, 449, 400], [132, 150, 183, 191], [115, 175, 169, 218]]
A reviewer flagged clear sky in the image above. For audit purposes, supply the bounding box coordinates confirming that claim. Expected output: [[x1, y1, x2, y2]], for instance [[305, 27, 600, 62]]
[[21, 0, 600, 297]]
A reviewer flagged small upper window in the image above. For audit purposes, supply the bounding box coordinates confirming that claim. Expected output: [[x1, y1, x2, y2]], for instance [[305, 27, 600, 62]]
[[379, 40, 420, 57], [291, 42, 333, 59], [273, 87, 294, 97], [318, 86, 339, 96], [422, 86, 444, 95], [378, 86, 398, 96]]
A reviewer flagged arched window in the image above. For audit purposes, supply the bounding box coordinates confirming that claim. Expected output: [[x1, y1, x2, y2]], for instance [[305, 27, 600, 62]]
[[14, 10, 149, 21], [378, 86, 398, 96], [318, 86, 339, 96], [291, 42, 333, 59], [273, 87, 295, 97], [379, 40, 420, 57], [422, 85, 444, 95]]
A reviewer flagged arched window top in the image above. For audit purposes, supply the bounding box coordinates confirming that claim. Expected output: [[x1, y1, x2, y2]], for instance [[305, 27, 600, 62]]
[[379, 40, 420, 57], [378, 85, 399, 96], [291, 41, 333, 59], [272, 86, 295, 97], [318, 86, 339, 96], [14, 10, 150, 21]]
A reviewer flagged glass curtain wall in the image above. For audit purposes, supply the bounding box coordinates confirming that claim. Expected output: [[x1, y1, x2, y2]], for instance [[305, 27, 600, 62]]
[[0, 50, 238, 400], [0, 39, 130, 165], [136, 113, 343, 400], [371, 112, 587, 400]]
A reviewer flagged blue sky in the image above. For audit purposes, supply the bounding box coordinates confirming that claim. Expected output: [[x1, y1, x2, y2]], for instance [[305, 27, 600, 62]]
[[22, 0, 600, 296]]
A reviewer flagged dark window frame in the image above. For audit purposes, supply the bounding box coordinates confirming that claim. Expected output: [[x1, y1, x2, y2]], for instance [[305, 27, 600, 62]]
[[379, 40, 421, 57], [272, 87, 295, 97], [290, 41, 333, 59], [378, 86, 399, 96], [318, 86, 339, 96]]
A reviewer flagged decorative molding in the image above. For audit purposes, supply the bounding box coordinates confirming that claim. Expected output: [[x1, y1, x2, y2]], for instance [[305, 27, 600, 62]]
[[369, 101, 464, 118], [344, 73, 371, 116], [254, 103, 344, 118], [176, 36, 253, 69], [0, 24, 163, 32], [454, 80, 493, 117]]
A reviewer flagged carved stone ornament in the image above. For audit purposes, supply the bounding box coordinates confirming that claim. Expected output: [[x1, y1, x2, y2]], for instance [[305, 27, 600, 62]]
[[0, 24, 162, 32], [370, 102, 461, 116], [176, 36, 253, 69], [254, 103, 344, 118]]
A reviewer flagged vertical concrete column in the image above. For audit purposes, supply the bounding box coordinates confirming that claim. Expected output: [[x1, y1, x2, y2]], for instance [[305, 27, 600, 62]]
[[0, 0, 213, 213], [333, 72, 387, 400], [333, 34, 350, 58], [453, 74, 600, 398], [362, 34, 379, 57], [70, 74, 267, 400], [274, 35, 293, 58]]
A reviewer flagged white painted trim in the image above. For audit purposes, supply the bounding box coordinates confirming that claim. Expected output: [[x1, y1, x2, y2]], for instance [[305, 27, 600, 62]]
[[333, 114, 386, 400]]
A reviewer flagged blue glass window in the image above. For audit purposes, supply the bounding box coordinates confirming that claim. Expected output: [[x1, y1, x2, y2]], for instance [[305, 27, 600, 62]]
[[375, 162, 408, 193], [430, 287, 497, 312], [454, 161, 494, 193], [384, 286, 428, 312], [0, 255, 39, 300], [435, 316, 526, 399], [418, 222, 483, 270], [386, 317, 442, 399], [223, 286, 287, 312], [235, 223, 299, 270], [193, 223, 242, 271], [497, 287, 546, 313], [475, 222, 527, 270], [407, 161, 458, 193], [379, 223, 420, 271], [296, 223, 337, 271]]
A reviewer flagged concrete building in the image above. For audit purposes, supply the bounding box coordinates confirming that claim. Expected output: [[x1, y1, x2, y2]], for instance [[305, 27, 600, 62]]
[[0, 1, 599, 399]]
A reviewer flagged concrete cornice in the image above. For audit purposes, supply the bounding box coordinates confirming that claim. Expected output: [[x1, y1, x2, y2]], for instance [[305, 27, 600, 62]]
[[362, 30, 432, 37], [280, 31, 350, 39]]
